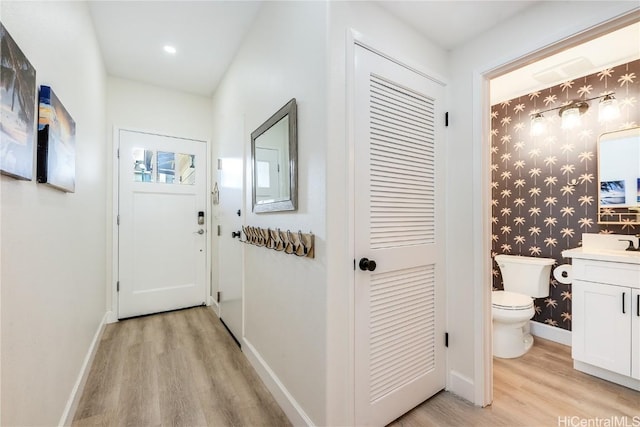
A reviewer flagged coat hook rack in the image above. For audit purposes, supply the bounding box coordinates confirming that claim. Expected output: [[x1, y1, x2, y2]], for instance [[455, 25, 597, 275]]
[[240, 225, 315, 259]]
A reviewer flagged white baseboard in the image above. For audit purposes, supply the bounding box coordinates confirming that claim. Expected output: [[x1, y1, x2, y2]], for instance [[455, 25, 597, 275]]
[[105, 310, 118, 324], [447, 370, 475, 403], [208, 296, 220, 316], [529, 321, 572, 346], [242, 338, 313, 426], [58, 312, 109, 426], [574, 360, 640, 391]]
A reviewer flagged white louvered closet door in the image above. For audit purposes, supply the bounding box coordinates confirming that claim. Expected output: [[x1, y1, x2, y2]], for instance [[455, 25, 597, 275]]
[[354, 45, 446, 427]]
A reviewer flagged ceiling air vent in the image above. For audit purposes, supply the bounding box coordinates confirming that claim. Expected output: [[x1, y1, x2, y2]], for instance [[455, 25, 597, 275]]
[[532, 57, 594, 85]]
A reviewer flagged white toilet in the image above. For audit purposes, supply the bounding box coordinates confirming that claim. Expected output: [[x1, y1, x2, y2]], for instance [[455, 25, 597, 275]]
[[493, 254, 555, 358]]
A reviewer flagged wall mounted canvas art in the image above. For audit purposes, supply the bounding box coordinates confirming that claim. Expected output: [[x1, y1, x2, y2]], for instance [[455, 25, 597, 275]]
[[0, 22, 37, 180], [600, 180, 625, 205], [37, 85, 76, 192]]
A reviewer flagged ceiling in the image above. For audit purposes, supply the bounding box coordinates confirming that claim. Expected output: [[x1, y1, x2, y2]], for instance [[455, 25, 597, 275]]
[[88, 0, 542, 96], [375, 0, 539, 50], [491, 21, 640, 104], [88, 1, 638, 100], [87, 1, 262, 96]]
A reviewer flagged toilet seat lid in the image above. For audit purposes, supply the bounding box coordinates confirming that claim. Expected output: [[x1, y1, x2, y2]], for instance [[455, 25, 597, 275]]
[[492, 291, 533, 310]]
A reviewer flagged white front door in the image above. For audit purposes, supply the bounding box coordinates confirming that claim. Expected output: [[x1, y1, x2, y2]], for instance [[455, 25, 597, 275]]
[[118, 129, 207, 319], [354, 45, 446, 426], [217, 155, 244, 343]]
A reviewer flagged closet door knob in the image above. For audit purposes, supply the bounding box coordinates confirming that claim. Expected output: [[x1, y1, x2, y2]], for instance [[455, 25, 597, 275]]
[[359, 258, 377, 272]]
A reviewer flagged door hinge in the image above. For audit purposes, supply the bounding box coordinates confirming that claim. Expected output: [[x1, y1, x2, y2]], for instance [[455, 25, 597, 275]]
[[117, 215, 120, 226], [217, 225, 221, 236], [445, 112, 449, 127], [217, 158, 222, 170], [117, 281, 120, 292], [353, 259, 356, 271], [445, 332, 449, 348], [117, 148, 120, 158], [217, 291, 221, 303]]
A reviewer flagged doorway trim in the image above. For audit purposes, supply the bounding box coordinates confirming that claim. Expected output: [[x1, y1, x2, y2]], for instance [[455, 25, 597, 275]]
[[475, 9, 640, 406], [109, 126, 212, 322]]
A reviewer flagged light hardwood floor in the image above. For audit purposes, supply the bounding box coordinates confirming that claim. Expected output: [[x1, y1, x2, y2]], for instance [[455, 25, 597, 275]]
[[391, 337, 640, 427], [74, 308, 639, 426], [72, 307, 291, 427]]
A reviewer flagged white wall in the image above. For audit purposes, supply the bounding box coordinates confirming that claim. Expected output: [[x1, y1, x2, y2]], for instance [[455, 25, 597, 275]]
[[211, 2, 328, 425], [105, 77, 213, 318], [325, 2, 448, 425], [0, 1, 107, 425], [106, 76, 212, 141], [448, 0, 640, 405]]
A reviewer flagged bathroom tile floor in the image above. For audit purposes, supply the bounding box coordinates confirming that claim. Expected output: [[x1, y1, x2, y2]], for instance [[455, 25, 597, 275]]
[[391, 337, 640, 426]]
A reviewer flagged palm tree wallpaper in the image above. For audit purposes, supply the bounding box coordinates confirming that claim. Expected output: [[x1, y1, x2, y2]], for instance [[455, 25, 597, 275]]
[[491, 58, 639, 331]]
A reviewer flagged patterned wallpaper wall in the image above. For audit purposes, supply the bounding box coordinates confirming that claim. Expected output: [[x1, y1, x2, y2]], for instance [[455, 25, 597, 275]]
[[491, 59, 640, 331]]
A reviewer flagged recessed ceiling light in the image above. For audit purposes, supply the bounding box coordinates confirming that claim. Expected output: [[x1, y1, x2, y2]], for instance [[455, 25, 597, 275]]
[[163, 45, 177, 55]]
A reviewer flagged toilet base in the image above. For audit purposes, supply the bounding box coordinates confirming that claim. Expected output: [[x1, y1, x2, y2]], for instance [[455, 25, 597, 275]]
[[493, 320, 534, 359]]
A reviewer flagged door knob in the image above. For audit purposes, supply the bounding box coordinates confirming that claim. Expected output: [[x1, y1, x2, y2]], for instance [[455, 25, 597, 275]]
[[359, 257, 377, 272], [195, 229, 205, 235], [231, 231, 241, 238]]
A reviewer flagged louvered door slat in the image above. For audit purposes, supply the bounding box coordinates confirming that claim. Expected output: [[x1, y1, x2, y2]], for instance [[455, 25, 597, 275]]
[[371, 79, 434, 112], [371, 98, 434, 128], [369, 75, 435, 250], [372, 128, 435, 150], [369, 264, 436, 402], [371, 102, 434, 131]]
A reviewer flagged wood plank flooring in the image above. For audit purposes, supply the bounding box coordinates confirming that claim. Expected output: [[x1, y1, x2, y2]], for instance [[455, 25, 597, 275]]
[[74, 308, 639, 427], [391, 338, 640, 427], [72, 307, 290, 427]]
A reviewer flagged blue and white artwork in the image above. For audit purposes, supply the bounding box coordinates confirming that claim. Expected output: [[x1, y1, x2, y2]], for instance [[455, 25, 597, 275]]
[[37, 85, 76, 192], [0, 23, 36, 180], [600, 180, 625, 205]]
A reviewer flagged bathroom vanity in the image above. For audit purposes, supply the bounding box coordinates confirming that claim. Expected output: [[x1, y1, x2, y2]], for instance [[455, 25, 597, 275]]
[[563, 239, 640, 391]]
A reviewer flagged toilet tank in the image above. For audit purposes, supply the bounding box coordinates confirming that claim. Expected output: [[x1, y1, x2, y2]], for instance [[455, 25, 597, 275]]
[[495, 254, 555, 298]]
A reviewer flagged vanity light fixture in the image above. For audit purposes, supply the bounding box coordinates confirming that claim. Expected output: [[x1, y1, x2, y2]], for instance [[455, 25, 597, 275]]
[[529, 92, 615, 131], [163, 45, 177, 55], [598, 94, 620, 122]]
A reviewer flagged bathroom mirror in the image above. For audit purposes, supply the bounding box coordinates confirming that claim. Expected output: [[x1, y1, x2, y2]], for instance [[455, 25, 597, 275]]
[[251, 98, 297, 213], [597, 126, 640, 224]]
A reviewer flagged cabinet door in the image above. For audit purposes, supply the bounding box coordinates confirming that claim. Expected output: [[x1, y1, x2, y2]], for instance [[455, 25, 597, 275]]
[[572, 280, 631, 376], [633, 289, 640, 380]]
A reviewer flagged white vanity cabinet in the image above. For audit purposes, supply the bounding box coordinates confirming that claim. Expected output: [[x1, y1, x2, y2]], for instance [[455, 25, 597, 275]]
[[567, 254, 640, 390]]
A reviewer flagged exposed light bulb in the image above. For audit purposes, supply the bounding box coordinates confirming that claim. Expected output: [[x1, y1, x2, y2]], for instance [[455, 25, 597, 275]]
[[598, 94, 620, 122], [530, 113, 546, 136], [561, 107, 581, 130], [163, 45, 177, 54]]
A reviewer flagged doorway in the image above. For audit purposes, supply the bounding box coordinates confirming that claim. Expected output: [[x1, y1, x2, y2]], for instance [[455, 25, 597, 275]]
[[482, 17, 640, 405], [117, 129, 208, 319]]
